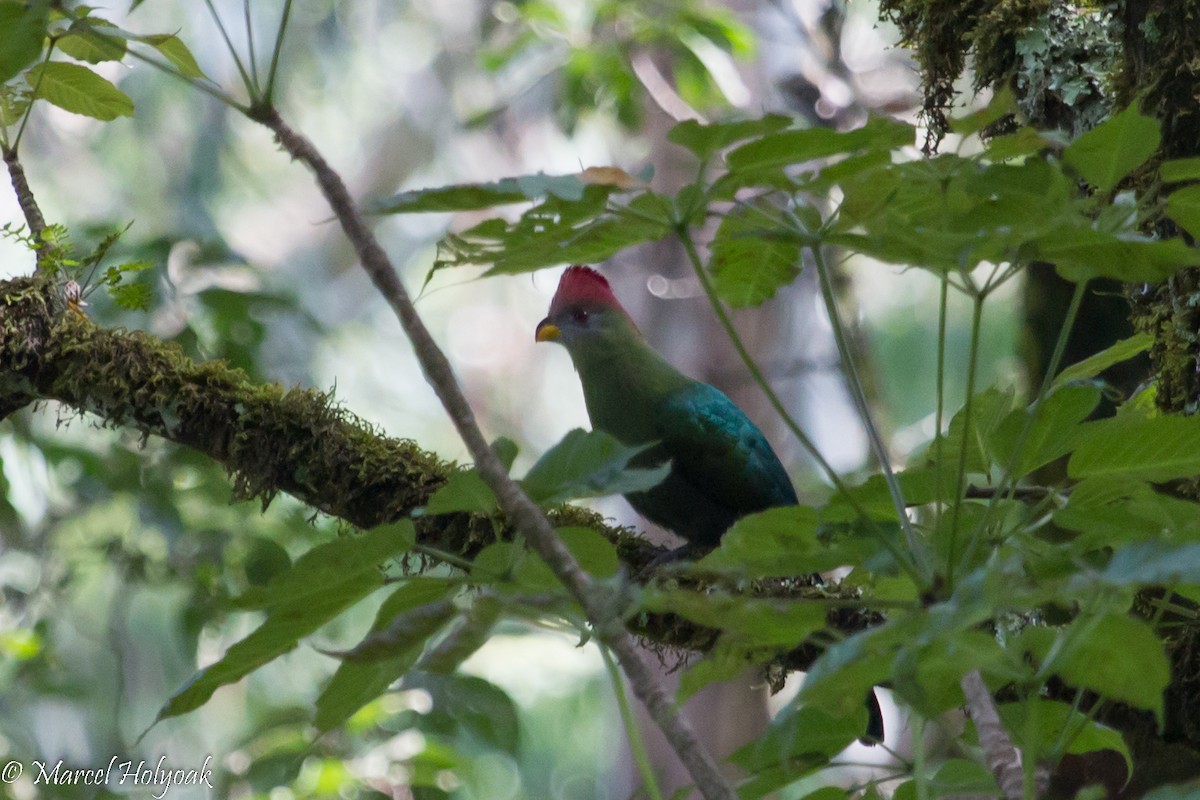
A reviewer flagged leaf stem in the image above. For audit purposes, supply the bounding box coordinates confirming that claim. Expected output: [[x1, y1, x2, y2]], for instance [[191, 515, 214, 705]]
[[958, 279, 1086, 574], [124, 46, 248, 112], [933, 277, 949, 532], [264, 0, 294, 105], [601, 645, 665, 800], [244, 0, 260, 92], [204, 0, 257, 99], [811, 245, 929, 580], [13, 40, 56, 152], [945, 293, 984, 591]]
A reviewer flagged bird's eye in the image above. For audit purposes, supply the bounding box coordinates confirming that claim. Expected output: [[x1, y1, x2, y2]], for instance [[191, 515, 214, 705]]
[[571, 308, 590, 324]]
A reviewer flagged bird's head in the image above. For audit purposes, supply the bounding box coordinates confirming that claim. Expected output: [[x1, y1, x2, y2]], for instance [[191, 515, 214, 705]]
[[535, 265, 640, 354]]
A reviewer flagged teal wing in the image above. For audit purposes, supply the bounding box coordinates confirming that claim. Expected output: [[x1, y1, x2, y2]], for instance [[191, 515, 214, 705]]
[[657, 383, 797, 514]]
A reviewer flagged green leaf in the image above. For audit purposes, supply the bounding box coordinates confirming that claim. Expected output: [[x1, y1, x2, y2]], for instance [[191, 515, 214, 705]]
[[799, 621, 906, 718], [27, 61, 133, 121], [1063, 104, 1160, 192], [726, 117, 913, 173], [666, 115, 790, 160], [1160, 157, 1200, 183], [922, 387, 1015, 475], [676, 643, 749, 704], [892, 631, 1006, 717], [730, 704, 868, 799], [110, 282, 152, 311], [423, 468, 496, 516], [314, 577, 455, 732], [640, 587, 825, 647], [513, 526, 620, 588], [158, 522, 415, 722], [948, 86, 1016, 137], [437, 187, 670, 275], [1040, 614, 1169, 724], [998, 699, 1132, 776], [418, 594, 503, 674], [58, 21, 127, 63], [1053, 333, 1152, 388], [0, 0, 48, 84], [1101, 542, 1200, 587], [697, 505, 894, 576], [376, 178, 538, 214], [709, 206, 801, 306], [927, 760, 999, 797], [1139, 782, 1200, 800], [141, 33, 206, 79], [1055, 478, 1200, 552], [1038, 226, 1200, 283], [984, 126, 1053, 162], [1166, 185, 1200, 240], [415, 673, 522, 756], [0, 84, 30, 126], [520, 428, 668, 506], [989, 384, 1101, 478], [1069, 416, 1200, 482]]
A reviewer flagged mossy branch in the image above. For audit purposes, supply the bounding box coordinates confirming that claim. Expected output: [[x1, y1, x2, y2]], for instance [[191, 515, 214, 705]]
[[0, 274, 876, 670]]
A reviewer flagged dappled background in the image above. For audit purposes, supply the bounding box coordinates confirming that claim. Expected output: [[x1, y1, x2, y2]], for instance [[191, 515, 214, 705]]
[[0, 1, 1025, 798]]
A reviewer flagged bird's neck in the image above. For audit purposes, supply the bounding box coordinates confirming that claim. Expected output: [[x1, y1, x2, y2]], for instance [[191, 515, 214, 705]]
[[568, 334, 693, 444]]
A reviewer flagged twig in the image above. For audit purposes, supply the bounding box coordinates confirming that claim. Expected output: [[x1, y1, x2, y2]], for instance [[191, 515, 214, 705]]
[[961, 670, 1048, 800], [2, 146, 48, 242], [253, 106, 738, 800]]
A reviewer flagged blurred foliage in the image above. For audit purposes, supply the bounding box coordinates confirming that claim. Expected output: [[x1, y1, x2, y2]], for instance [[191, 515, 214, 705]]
[[3, 1, 1200, 800], [480, 0, 754, 130]]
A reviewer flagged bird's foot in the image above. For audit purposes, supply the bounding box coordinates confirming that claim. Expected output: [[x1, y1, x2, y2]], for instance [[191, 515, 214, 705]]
[[639, 542, 711, 578]]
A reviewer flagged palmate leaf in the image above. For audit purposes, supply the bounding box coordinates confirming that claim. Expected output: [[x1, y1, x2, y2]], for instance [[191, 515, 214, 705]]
[[435, 187, 671, 275], [156, 522, 415, 723]]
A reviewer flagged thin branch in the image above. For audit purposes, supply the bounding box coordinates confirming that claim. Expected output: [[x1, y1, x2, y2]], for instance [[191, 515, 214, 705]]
[[252, 107, 738, 800], [961, 670, 1048, 800], [2, 147, 47, 242]]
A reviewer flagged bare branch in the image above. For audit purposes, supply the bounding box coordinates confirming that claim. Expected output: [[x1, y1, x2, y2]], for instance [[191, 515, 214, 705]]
[[252, 105, 739, 800]]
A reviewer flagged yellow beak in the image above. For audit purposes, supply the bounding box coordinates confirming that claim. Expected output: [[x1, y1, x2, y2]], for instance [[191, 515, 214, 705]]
[[535, 319, 560, 342]]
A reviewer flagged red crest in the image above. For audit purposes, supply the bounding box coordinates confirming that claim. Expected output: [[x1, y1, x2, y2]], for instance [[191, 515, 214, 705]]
[[549, 265, 623, 314]]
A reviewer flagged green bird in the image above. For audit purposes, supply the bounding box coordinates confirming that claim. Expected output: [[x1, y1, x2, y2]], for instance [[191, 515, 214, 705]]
[[535, 265, 797, 555], [536, 266, 884, 742]]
